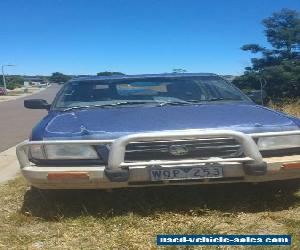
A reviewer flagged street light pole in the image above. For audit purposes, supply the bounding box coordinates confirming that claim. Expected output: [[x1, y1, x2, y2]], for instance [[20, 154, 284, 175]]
[[1, 64, 16, 92], [259, 78, 267, 106], [1, 65, 6, 91]]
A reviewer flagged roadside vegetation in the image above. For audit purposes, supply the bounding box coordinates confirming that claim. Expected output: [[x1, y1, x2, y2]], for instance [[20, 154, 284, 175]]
[[97, 71, 125, 76], [233, 9, 300, 99], [270, 99, 300, 118], [0, 76, 24, 90], [49, 72, 71, 84], [1, 177, 300, 249]]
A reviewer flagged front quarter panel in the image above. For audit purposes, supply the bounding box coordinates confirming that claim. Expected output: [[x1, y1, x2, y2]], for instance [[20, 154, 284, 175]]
[[256, 106, 300, 129], [285, 115, 300, 128], [30, 111, 60, 141]]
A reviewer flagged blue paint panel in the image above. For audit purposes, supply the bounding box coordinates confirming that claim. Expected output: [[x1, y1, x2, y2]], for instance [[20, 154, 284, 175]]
[[31, 103, 300, 141]]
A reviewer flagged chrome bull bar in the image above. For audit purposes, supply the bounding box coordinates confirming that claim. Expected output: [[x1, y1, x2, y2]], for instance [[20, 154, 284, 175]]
[[105, 130, 265, 181], [108, 130, 263, 167], [16, 130, 300, 182]]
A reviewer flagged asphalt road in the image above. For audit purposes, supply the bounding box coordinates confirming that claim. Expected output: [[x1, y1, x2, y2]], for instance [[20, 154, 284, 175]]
[[0, 84, 61, 152]]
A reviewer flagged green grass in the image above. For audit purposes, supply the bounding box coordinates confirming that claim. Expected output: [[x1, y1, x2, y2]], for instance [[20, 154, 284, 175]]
[[1, 177, 300, 249]]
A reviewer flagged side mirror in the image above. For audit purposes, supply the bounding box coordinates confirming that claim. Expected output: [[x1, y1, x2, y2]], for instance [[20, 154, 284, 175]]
[[24, 99, 51, 110], [247, 90, 267, 105]]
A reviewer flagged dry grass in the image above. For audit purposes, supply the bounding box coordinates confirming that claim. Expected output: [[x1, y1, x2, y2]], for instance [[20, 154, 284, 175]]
[[269, 99, 300, 117], [1, 177, 300, 249], [0, 101, 300, 249], [7, 91, 24, 96]]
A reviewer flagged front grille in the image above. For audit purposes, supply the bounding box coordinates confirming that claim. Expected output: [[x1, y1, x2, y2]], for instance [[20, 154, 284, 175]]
[[125, 138, 243, 162]]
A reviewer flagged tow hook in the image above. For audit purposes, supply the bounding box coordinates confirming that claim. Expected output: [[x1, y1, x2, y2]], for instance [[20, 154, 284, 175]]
[[104, 169, 129, 182], [243, 162, 267, 176]]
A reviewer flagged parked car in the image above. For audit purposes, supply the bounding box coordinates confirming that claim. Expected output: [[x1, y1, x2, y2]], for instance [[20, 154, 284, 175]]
[[17, 73, 300, 189], [0, 87, 7, 95]]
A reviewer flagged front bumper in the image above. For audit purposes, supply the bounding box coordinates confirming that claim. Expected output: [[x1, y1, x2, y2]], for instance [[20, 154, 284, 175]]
[[16, 129, 300, 189]]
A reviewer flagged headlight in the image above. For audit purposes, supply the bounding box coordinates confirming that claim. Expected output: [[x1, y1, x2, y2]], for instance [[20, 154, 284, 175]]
[[257, 135, 300, 150], [30, 144, 99, 160], [30, 145, 45, 159]]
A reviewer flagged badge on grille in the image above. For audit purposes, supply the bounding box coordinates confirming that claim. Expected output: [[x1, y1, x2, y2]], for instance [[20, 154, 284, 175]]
[[168, 145, 189, 156]]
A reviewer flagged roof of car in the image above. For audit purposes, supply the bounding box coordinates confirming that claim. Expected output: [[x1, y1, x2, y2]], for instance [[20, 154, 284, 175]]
[[71, 73, 218, 82]]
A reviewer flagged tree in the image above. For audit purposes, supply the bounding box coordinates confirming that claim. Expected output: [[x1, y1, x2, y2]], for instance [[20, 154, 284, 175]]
[[49, 72, 71, 84], [263, 9, 300, 57], [172, 68, 187, 73], [97, 71, 125, 76], [0, 76, 24, 90], [233, 9, 300, 98]]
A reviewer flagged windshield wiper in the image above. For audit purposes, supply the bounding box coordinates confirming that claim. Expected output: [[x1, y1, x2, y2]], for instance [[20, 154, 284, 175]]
[[158, 101, 197, 106], [61, 98, 243, 111], [62, 101, 156, 111], [62, 105, 95, 112], [158, 98, 243, 106], [205, 97, 242, 102], [96, 101, 158, 107]]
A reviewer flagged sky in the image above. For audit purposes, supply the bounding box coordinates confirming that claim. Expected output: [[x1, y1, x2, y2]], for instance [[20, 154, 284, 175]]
[[0, 0, 300, 76]]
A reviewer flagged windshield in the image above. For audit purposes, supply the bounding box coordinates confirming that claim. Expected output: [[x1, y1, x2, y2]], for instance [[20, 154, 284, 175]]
[[53, 76, 249, 109]]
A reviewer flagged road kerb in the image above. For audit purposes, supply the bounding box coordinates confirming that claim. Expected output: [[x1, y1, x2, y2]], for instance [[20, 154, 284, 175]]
[[0, 146, 20, 184]]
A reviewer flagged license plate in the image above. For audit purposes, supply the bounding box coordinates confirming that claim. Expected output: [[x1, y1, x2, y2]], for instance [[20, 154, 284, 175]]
[[150, 166, 223, 181]]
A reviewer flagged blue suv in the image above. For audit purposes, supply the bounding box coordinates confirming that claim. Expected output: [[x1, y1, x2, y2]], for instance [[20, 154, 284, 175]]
[[17, 73, 300, 189]]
